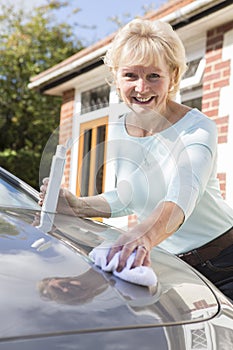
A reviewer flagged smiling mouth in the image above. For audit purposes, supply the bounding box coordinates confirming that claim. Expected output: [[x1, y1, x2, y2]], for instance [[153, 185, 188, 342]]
[[133, 96, 154, 104]]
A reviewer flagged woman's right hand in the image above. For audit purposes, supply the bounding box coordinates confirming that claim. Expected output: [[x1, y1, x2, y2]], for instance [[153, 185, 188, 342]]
[[38, 177, 81, 216], [38, 177, 49, 207], [38, 178, 111, 218]]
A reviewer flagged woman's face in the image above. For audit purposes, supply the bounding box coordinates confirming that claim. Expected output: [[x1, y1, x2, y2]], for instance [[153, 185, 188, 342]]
[[116, 60, 173, 114]]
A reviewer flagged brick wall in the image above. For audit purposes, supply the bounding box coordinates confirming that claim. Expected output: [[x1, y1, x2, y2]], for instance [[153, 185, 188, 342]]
[[202, 22, 232, 141], [59, 88, 75, 188], [202, 21, 233, 196], [217, 172, 226, 199]]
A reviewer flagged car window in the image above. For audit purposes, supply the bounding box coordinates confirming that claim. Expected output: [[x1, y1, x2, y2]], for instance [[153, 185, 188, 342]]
[[0, 177, 40, 210]]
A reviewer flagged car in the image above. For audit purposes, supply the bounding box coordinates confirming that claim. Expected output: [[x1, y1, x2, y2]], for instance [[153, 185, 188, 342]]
[[0, 166, 233, 349]]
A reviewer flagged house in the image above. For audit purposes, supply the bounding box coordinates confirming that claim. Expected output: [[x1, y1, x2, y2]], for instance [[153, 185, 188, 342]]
[[29, 0, 233, 227]]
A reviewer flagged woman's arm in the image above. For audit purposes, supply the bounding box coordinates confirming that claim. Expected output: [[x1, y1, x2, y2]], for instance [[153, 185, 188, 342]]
[[107, 143, 214, 271], [38, 178, 111, 218], [107, 201, 184, 271]]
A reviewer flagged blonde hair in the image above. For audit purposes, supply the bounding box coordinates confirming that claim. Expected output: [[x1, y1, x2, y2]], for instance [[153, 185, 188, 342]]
[[104, 18, 187, 99]]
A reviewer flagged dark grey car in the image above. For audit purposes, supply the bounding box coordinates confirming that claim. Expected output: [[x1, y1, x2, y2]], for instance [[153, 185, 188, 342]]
[[0, 166, 233, 349]]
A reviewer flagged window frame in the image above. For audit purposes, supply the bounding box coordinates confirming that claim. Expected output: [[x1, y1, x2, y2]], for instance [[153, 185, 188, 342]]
[[76, 116, 108, 197]]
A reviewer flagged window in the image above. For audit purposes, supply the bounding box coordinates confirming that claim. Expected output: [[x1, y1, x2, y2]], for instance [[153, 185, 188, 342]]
[[180, 57, 204, 110], [77, 117, 108, 197], [183, 58, 203, 79], [81, 84, 110, 114], [181, 88, 202, 110], [181, 58, 205, 89]]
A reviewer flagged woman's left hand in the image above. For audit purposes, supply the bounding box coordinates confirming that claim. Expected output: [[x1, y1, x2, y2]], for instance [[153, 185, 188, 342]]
[[106, 230, 152, 272]]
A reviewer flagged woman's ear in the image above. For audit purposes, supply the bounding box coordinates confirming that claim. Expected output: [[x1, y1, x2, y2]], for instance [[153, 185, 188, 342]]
[[115, 70, 119, 88], [116, 87, 122, 100], [169, 68, 179, 92], [171, 67, 179, 86], [168, 78, 174, 92], [115, 73, 121, 98]]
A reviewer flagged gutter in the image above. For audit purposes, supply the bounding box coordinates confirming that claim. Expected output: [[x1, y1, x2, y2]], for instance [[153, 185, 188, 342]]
[[171, 0, 233, 30], [154, 0, 215, 24], [28, 44, 110, 90]]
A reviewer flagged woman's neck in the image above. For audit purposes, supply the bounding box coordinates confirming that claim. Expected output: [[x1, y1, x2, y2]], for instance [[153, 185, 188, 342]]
[[126, 101, 191, 137]]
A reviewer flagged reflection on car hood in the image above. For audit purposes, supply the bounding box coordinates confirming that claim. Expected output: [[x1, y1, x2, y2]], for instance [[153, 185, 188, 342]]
[[0, 208, 219, 341]]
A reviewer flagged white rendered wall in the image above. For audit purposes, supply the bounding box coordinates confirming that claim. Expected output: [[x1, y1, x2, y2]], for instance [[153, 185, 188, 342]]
[[218, 28, 233, 207]]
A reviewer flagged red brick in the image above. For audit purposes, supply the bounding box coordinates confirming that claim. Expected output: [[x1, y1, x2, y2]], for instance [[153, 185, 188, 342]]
[[206, 35, 223, 47], [207, 29, 215, 37], [217, 22, 233, 33], [215, 116, 229, 125], [223, 68, 231, 77], [204, 72, 221, 82], [217, 172, 226, 199], [213, 79, 230, 89], [63, 89, 75, 101], [217, 173, 226, 181], [220, 125, 228, 134], [214, 60, 230, 71], [205, 109, 219, 118], [203, 83, 211, 91], [202, 102, 210, 110], [203, 91, 220, 100], [59, 89, 75, 188], [206, 44, 222, 52], [205, 53, 222, 64], [211, 100, 219, 107], [204, 66, 212, 74], [218, 135, 228, 144]]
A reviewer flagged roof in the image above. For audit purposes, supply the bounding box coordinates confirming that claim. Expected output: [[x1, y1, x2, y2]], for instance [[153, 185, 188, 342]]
[[28, 0, 233, 95]]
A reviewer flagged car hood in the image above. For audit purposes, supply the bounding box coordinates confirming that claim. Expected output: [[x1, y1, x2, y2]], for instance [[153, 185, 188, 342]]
[[0, 208, 219, 340]]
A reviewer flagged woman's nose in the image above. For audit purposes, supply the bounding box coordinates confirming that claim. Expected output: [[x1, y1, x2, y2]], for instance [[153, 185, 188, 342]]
[[135, 78, 148, 93]]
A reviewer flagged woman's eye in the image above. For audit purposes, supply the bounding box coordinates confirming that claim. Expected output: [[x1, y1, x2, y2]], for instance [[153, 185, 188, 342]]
[[149, 73, 160, 79], [124, 72, 136, 78]]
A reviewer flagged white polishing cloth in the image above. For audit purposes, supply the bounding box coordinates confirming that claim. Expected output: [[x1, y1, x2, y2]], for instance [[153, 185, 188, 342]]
[[89, 246, 157, 287]]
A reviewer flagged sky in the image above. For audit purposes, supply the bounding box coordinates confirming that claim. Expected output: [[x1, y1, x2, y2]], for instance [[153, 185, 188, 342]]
[[10, 0, 168, 45]]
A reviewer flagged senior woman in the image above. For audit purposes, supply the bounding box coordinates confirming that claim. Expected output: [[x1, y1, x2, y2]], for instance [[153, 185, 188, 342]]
[[39, 19, 233, 300]]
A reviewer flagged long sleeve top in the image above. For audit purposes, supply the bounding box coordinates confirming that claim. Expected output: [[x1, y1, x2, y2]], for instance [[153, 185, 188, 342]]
[[101, 109, 233, 254]]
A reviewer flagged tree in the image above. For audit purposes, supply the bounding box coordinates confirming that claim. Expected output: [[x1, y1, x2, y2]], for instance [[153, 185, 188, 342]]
[[0, 1, 84, 189]]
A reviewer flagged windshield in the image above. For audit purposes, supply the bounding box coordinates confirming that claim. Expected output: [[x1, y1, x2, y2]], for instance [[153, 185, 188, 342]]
[[0, 175, 40, 210]]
